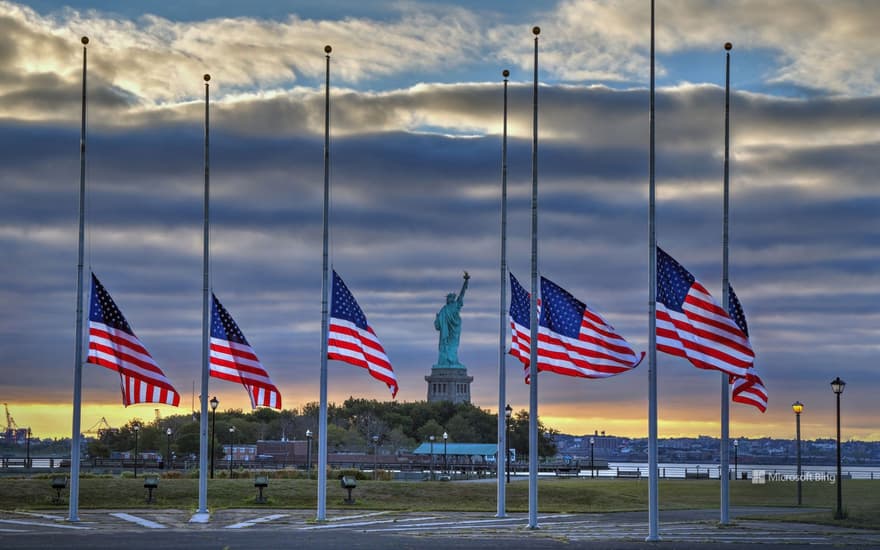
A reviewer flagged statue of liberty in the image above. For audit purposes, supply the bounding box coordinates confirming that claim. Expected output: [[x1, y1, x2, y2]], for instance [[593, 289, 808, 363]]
[[433, 271, 470, 368]]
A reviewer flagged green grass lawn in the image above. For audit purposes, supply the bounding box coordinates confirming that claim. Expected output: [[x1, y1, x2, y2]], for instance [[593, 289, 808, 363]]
[[1, 475, 876, 529]]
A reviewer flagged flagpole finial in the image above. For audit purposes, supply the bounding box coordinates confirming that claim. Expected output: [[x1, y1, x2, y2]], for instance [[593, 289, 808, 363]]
[[203, 74, 211, 82], [81, 36, 89, 45], [503, 69, 510, 78], [724, 42, 733, 51], [324, 45, 332, 54], [532, 26, 541, 35]]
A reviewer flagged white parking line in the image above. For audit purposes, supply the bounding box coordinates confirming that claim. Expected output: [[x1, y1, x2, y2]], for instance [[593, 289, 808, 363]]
[[11, 511, 67, 521], [327, 511, 389, 522], [0, 519, 91, 530], [225, 514, 289, 529], [361, 514, 575, 533], [109, 512, 166, 529], [300, 517, 422, 531]]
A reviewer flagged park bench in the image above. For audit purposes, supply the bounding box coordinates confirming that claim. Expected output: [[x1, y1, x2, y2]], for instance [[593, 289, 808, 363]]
[[616, 469, 641, 479], [51, 476, 68, 504], [554, 466, 580, 477], [254, 476, 269, 503], [685, 471, 710, 479], [340, 476, 357, 504], [143, 475, 159, 503]]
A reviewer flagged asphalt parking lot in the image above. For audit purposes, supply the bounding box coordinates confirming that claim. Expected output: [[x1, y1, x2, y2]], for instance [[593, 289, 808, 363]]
[[2, 507, 879, 549]]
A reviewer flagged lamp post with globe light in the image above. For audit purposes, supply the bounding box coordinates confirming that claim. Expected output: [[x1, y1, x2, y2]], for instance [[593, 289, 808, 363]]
[[209, 396, 218, 479], [166, 428, 172, 470], [792, 401, 804, 505], [228, 425, 236, 476], [831, 378, 845, 519], [429, 435, 435, 481], [133, 424, 140, 478], [306, 429, 313, 476], [733, 439, 739, 480], [372, 434, 380, 479], [505, 405, 513, 483], [443, 432, 448, 475]]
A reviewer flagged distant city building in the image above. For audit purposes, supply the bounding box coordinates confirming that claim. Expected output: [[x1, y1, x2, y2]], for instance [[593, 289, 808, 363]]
[[255, 439, 307, 463], [223, 444, 257, 462]]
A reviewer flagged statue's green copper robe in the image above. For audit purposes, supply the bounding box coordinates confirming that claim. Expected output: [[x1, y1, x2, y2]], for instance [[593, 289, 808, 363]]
[[433, 275, 469, 368]]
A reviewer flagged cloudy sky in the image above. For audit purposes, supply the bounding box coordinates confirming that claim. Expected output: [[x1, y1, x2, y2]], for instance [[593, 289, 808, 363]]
[[2, 0, 877, 442]]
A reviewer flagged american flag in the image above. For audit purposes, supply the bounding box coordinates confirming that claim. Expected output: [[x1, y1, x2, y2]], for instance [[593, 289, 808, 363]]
[[508, 273, 533, 382], [538, 276, 643, 378], [210, 294, 282, 409], [509, 273, 642, 382], [328, 270, 398, 398], [87, 273, 180, 407], [727, 284, 767, 412], [732, 371, 767, 412], [655, 247, 754, 378]]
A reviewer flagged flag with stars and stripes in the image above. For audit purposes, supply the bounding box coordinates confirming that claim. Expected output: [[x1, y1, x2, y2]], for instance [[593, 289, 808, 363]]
[[508, 273, 534, 383], [538, 276, 643, 379], [328, 270, 398, 398], [87, 273, 180, 407], [209, 294, 282, 409], [726, 284, 767, 412], [509, 273, 641, 383], [655, 247, 754, 378], [732, 370, 767, 412]]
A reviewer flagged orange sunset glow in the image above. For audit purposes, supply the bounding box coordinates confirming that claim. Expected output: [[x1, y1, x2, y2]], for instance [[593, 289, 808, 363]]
[[8, 392, 876, 442]]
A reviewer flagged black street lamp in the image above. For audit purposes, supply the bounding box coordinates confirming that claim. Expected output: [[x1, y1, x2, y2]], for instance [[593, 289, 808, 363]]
[[590, 436, 595, 479], [209, 396, 219, 479], [372, 434, 380, 480], [26, 427, 31, 469], [831, 377, 845, 519], [505, 404, 513, 483], [792, 401, 804, 505], [429, 435, 435, 481], [166, 428, 172, 470], [228, 425, 236, 476], [733, 439, 739, 480], [133, 424, 140, 478], [443, 431, 448, 476], [306, 429, 313, 476]]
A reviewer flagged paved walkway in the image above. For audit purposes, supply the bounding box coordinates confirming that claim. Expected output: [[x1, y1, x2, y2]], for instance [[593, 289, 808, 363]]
[[1, 507, 879, 547]]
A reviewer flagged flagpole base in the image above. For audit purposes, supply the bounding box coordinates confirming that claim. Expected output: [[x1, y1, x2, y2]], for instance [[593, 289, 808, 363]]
[[189, 512, 211, 523], [645, 535, 661, 542]]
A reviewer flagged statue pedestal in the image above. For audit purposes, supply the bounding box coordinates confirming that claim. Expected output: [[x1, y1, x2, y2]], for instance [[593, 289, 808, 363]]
[[425, 367, 473, 404]]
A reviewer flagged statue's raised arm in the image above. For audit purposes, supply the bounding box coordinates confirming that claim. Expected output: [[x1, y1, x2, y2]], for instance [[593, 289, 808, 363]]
[[457, 271, 470, 306]]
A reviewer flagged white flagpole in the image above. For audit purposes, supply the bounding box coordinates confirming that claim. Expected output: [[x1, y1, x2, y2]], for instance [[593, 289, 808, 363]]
[[528, 25, 540, 531], [720, 41, 733, 525], [69, 35, 88, 523], [646, 0, 660, 541], [194, 73, 211, 520], [496, 68, 510, 519], [317, 44, 332, 522]]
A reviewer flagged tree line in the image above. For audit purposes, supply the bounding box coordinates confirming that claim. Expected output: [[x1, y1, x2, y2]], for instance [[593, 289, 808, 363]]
[[87, 398, 558, 460]]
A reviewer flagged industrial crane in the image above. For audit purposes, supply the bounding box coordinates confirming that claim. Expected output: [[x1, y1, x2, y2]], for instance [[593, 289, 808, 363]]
[[3, 403, 19, 443], [84, 417, 116, 438]]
